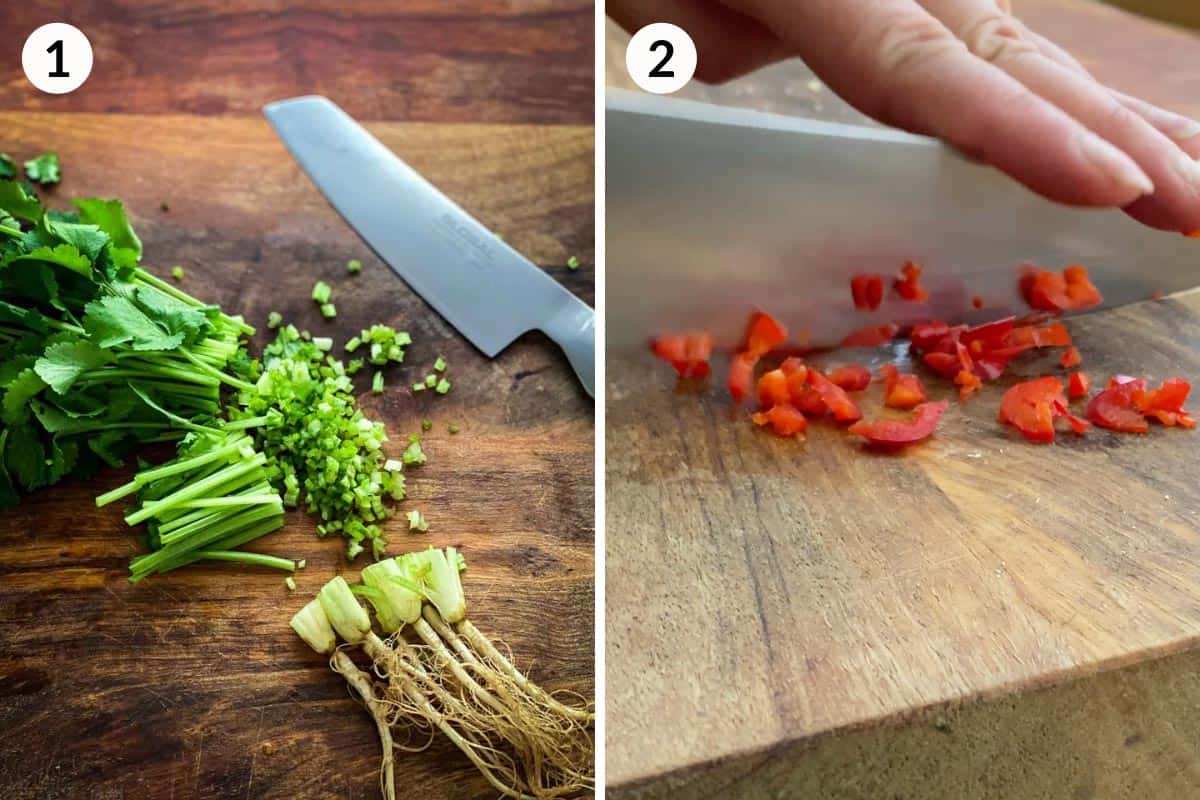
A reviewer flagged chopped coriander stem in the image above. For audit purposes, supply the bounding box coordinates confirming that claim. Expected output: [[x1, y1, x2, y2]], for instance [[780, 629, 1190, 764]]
[[220, 415, 270, 431], [126, 453, 267, 525], [0, 224, 22, 238], [188, 550, 295, 571], [178, 348, 256, 392], [130, 506, 283, 579], [96, 435, 251, 506], [199, 516, 286, 554], [434, 357, 447, 372], [372, 371, 384, 393], [176, 494, 282, 509]]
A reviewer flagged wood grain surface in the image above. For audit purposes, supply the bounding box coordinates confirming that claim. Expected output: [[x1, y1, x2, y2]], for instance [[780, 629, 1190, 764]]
[[605, 0, 1200, 794], [0, 3, 594, 798], [4, 1, 593, 124]]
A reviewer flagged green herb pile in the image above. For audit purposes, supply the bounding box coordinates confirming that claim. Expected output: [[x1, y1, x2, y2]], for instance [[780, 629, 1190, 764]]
[[229, 324, 411, 560], [0, 169, 433, 577], [0, 180, 253, 507]]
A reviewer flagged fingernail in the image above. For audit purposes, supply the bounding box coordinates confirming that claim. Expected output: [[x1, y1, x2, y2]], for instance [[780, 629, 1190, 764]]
[[1078, 133, 1154, 196], [1170, 149, 1200, 190]]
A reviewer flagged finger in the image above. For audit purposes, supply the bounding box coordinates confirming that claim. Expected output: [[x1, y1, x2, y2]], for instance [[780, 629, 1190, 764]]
[[1110, 91, 1200, 159], [1026, 30, 1200, 158], [919, 0, 1200, 231], [724, 0, 1152, 207], [608, 0, 792, 84]]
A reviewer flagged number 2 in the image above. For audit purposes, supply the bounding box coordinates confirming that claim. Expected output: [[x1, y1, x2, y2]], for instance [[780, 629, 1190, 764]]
[[648, 40, 674, 78], [47, 39, 69, 78]]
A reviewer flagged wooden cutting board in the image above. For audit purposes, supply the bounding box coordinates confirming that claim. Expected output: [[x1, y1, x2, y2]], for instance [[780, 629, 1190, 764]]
[[0, 4, 594, 799], [606, 1, 1200, 796]]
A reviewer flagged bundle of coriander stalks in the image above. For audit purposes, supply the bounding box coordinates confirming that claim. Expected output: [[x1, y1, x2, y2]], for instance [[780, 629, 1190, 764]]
[[0, 174, 416, 579], [292, 547, 595, 799]]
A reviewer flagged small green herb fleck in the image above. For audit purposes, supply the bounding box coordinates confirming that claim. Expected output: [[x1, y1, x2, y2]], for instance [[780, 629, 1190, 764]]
[[567, 255, 580, 270], [297, 559, 307, 570], [448, 423, 460, 435], [372, 371, 384, 394], [402, 438, 426, 466], [345, 336, 361, 352], [319, 302, 337, 319], [311, 280, 332, 304], [267, 311, 283, 329], [285, 576, 297, 591], [435, 378, 451, 395], [425, 374, 437, 388], [346, 358, 364, 375], [171, 265, 185, 282], [421, 419, 432, 432], [433, 357, 447, 372], [406, 509, 429, 532], [24, 152, 60, 185], [412, 383, 426, 392], [347, 258, 362, 274]]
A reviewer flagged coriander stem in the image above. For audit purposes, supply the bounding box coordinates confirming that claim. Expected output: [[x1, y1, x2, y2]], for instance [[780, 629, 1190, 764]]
[[178, 347, 255, 392], [189, 550, 295, 571]]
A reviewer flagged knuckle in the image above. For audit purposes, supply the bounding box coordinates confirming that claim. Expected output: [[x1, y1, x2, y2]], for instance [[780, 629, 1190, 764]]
[[867, 15, 963, 74], [962, 14, 1038, 65]]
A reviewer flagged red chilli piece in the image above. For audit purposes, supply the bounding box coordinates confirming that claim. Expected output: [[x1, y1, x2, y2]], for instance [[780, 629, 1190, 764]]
[[1068, 372, 1091, 399], [851, 274, 885, 311], [1060, 346, 1082, 368], [847, 400, 949, 447], [652, 333, 713, 379], [756, 368, 790, 409], [829, 364, 871, 392], [808, 369, 863, 423], [894, 261, 929, 302], [971, 296, 984, 309], [880, 364, 928, 409], [743, 311, 787, 357], [999, 377, 1087, 443], [1020, 264, 1103, 313], [1087, 377, 1149, 434], [727, 352, 757, 402], [751, 404, 808, 437]]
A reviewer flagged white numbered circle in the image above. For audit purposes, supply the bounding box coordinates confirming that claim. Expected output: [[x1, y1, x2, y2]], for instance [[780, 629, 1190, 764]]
[[625, 23, 696, 95], [23, 23, 93, 95]]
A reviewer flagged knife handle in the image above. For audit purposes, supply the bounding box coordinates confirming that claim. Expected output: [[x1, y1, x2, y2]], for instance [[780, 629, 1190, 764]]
[[541, 301, 595, 398]]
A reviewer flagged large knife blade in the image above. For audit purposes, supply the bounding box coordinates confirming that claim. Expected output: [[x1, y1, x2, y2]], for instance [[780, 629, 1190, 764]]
[[264, 95, 594, 397], [606, 90, 1200, 352]]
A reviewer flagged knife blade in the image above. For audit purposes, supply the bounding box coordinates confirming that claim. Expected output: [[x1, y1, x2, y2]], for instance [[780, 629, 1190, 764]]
[[263, 95, 594, 397], [606, 89, 1200, 352]]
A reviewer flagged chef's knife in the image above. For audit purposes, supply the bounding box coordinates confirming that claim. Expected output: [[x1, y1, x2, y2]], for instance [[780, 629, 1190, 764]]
[[606, 89, 1200, 352], [264, 96, 594, 397]]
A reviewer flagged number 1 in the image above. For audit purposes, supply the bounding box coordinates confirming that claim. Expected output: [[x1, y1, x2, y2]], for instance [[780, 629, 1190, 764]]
[[47, 40, 69, 78]]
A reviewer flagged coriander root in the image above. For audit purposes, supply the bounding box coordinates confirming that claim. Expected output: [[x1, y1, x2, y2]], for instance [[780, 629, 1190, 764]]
[[332, 650, 396, 800]]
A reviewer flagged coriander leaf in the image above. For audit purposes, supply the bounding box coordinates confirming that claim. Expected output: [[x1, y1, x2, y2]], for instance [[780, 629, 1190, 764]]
[[46, 439, 79, 483], [87, 429, 128, 468], [35, 339, 112, 393], [1, 368, 46, 425], [6, 424, 46, 490], [83, 294, 184, 351], [24, 153, 60, 185], [0, 432, 17, 508], [46, 217, 109, 261], [74, 198, 142, 258], [0, 354, 37, 388], [0, 299, 49, 333], [0, 154, 15, 180], [0, 181, 43, 222], [134, 286, 211, 343], [10, 244, 92, 278]]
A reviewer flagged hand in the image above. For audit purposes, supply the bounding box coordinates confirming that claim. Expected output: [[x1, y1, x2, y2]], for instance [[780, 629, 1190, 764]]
[[610, 0, 1200, 233]]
